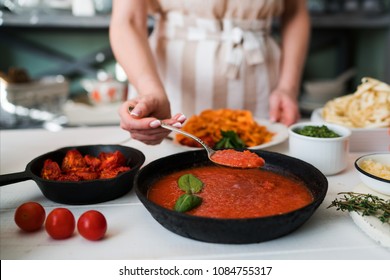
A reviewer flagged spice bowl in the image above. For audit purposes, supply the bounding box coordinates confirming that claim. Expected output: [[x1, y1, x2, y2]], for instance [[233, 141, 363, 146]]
[[355, 153, 390, 196], [288, 122, 351, 176]]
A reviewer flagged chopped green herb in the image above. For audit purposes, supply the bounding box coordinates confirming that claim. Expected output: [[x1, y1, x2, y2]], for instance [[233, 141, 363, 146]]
[[294, 125, 340, 138]]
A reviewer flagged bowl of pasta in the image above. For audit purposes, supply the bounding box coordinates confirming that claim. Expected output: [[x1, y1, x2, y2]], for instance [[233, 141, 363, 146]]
[[173, 109, 288, 150], [311, 77, 390, 152]]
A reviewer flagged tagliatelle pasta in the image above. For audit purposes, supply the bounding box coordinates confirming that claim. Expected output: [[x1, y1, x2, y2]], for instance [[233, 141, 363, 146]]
[[176, 109, 274, 148], [322, 77, 390, 128]]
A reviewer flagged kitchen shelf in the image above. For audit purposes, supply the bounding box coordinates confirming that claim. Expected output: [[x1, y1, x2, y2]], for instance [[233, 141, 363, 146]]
[[310, 13, 390, 28], [0, 11, 155, 29], [0, 11, 109, 29], [1, 11, 389, 29]]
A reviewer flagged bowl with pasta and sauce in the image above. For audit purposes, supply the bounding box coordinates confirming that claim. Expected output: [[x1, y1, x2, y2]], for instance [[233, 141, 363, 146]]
[[355, 153, 390, 196], [173, 109, 288, 150], [134, 150, 328, 244]]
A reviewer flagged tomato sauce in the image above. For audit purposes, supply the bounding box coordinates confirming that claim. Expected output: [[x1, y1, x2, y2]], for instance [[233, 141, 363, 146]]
[[147, 166, 313, 219], [211, 149, 265, 168]]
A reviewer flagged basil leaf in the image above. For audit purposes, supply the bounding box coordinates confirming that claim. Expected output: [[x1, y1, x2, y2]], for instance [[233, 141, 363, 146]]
[[215, 137, 228, 149], [174, 194, 202, 212], [215, 130, 245, 149], [178, 174, 203, 194]]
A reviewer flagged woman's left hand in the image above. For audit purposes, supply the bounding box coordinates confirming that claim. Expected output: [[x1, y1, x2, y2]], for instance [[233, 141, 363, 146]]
[[269, 88, 300, 126]]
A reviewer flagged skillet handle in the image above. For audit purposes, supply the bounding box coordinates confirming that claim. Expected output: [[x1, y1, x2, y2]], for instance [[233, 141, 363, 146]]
[[0, 171, 32, 186]]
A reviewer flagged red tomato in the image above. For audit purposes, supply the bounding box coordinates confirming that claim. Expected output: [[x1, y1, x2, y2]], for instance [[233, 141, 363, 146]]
[[14, 202, 46, 232], [77, 210, 107, 241], [45, 208, 75, 239]]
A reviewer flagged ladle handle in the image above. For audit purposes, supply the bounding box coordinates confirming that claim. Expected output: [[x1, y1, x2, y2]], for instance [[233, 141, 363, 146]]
[[0, 171, 31, 186], [160, 122, 215, 155]]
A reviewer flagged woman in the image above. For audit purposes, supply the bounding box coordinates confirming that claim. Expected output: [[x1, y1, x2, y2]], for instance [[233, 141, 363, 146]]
[[110, 0, 310, 145]]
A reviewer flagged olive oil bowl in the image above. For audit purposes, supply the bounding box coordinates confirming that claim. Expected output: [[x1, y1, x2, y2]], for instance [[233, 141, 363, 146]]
[[288, 122, 351, 176]]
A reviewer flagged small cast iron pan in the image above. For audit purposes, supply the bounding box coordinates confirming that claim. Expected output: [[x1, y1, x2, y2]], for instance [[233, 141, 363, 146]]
[[135, 150, 328, 244], [0, 145, 145, 205]]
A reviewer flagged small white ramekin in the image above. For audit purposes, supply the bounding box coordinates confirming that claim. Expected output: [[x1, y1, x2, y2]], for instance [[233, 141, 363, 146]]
[[288, 122, 351, 176]]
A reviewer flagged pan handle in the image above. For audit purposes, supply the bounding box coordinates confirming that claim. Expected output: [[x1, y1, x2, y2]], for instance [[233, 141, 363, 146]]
[[0, 171, 32, 186]]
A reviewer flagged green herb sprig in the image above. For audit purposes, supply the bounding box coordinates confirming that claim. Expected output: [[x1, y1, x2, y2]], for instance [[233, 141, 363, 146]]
[[215, 130, 245, 149], [328, 192, 390, 224], [174, 174, 204, 213]]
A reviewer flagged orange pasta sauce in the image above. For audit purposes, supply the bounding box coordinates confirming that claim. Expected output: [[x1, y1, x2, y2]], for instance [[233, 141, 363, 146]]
[[147, 166, 313, 219]]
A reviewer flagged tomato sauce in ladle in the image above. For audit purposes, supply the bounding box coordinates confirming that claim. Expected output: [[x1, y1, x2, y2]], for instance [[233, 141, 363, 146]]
[[210, 149, 265, 168]]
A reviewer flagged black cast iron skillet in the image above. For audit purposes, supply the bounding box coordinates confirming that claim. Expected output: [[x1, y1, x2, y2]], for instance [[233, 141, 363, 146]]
[[0, 145, 145, 205], [135, 150, 328, 244]]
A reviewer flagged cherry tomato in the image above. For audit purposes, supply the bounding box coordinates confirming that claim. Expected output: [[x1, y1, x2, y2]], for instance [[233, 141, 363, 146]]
[[77, 210, 107, 241], [45, 208, 75, 239], [14, 202, 46, 232]]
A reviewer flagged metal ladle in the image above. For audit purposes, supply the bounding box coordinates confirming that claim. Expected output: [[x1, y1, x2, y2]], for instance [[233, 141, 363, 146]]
[[159, 121, 217, 159]]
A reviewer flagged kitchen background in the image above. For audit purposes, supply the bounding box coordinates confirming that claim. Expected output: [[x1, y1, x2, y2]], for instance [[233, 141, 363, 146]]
[[0, 0, 389, 129]]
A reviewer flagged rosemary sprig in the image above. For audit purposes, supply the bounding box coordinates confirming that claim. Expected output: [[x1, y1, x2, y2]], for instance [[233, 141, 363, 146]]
[[328, 192, 390, 224]]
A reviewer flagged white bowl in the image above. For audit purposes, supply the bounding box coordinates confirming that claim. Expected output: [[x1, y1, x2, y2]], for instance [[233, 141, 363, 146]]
[[288, 122, 351, 175], [355, 153, 390, 196]]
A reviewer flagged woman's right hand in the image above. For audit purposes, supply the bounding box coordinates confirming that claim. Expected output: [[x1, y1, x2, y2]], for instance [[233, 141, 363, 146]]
[[118, 95, 186, 145], [111, 1, 184, 145]]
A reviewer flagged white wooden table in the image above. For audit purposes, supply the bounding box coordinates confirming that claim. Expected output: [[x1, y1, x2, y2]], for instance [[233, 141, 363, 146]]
[[0, 125, 389, 260]]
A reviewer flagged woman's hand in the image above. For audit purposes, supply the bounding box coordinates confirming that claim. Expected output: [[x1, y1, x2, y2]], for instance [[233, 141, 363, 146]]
[[111, 0, 184, 145], [269, 88, 300, 126], [118, 95, 186, 145], [269, 0, 309, 126]]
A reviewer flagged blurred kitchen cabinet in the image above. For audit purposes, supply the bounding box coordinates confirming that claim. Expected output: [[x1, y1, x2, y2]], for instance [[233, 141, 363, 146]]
[[0, 10, 389, 94], [0, 12, 113, 77], [0, 11, 153, 95], [307, 12, 390, 84]]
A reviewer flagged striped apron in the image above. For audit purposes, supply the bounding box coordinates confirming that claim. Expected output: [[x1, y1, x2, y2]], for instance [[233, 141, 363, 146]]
[[130, 9, 281, 119]]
